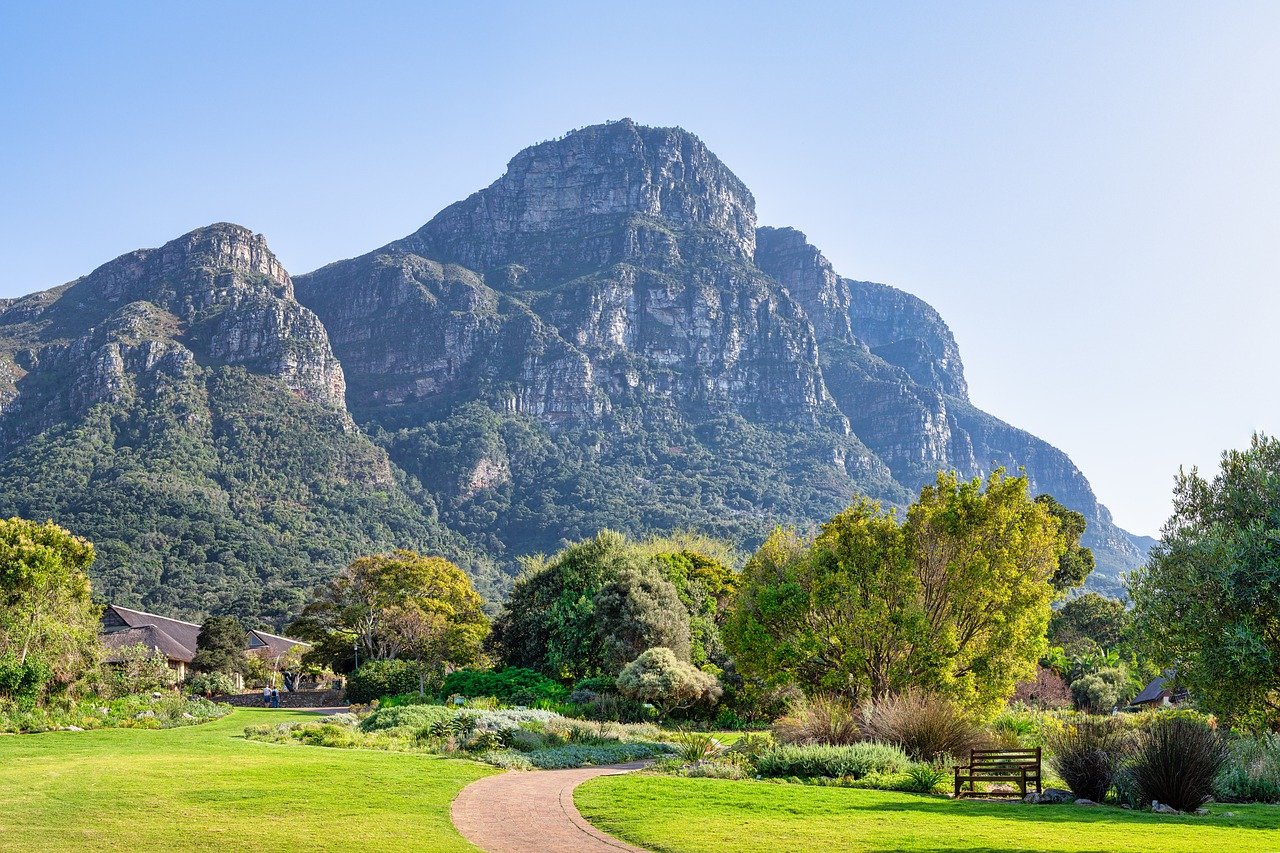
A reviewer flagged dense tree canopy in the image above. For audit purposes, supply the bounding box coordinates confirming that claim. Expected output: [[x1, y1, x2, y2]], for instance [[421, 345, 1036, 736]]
[[192, 616, 249, 676], [290, 550, 488, 678], [0, 518, 99, 702], [1129, 433, 1280, 730], [1049, 592, 1131, 652], [491, 530, 737, 680], [725, 471, 1066, 715]]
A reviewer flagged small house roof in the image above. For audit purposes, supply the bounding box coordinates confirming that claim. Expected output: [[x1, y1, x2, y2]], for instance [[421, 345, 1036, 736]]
[[247, 629, 310, 657], [101, 624, 195, 664], [1132, 671, 1175, 705]]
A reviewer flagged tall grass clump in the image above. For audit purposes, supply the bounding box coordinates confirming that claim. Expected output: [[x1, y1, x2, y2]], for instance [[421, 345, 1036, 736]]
[[1047, 717, 1132, 802], [863, 693, 987, 762], [1216, 733, 1280, 804], [771, 695, 861, 746], [756, 743, 909, 779], [1126, 715, 1227, 811]]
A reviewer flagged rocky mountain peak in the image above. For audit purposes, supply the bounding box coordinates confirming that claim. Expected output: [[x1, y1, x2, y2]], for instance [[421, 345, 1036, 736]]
[[399, 120, 758, 279]]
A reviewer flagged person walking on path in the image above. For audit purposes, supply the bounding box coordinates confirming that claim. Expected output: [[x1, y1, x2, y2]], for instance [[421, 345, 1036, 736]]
[[270, 687, 280, 708], [262, 685, 272, 707]]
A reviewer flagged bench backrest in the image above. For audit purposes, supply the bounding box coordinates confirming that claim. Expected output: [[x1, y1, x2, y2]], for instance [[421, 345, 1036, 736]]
[[967, 748, 1041, 770]]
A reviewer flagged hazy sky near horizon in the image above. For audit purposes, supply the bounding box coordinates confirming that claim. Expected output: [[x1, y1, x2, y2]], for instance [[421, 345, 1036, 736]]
[[2, 2, 1277, 536]]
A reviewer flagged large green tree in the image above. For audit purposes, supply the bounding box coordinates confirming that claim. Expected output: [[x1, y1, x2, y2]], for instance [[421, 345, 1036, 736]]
[[290, 550, 488, 678], [1049, 592, 1131, 651], [192, 616, 248, 676], [593, 564, 691, 672], [1129, 433, 1280, 729], [491, 530, 737, 680], [0, 518, 99, 702], [725, 471, 1065, 715]]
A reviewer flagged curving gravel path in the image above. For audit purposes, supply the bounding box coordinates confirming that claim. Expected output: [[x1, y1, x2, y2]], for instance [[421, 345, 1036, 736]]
[[451, 763, 649, 852]]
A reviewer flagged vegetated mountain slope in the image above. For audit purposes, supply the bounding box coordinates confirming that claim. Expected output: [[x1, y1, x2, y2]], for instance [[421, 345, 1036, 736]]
[[296, 119, 1147, 594], [0, 224, 495, 625]]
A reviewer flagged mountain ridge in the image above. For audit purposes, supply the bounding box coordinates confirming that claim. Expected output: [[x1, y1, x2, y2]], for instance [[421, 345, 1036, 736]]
[[0, 120, 1146, 622]]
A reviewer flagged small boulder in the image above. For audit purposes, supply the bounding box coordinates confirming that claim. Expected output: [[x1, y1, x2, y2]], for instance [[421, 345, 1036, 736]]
[[65, 725, 84, 732], [1222, 812, 1237, 818], [1194, 808, 1209, 816], [1151, 802, 1181, 815], [1074, 798, 1100, 807], [1037, 789, 1075, 805]]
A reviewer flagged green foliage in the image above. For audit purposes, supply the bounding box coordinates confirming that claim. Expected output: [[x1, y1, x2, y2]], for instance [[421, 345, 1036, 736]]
[[1070, 666, 1132, 713], [902, 761, 950, 794], [192, 616, 248, 676], [1126, 715, 1228, 811], [756, 743, 910, 779], [247, 702, 669, 770], [725, 472, 1063, 715], [0, 517, 99, 702], [1130, 433, 1280, 730], [359, 703, 458, 733], [520, 742, 667, 769], [441, 667, 567, 704], [615, 647, 722, 716], [381, 401, 906, 585], [291, 550, 489, 687], [0, 654, 53, 705], [1050, 593, 1131, 650], [863, 692, 988, 762], [671, 729, 722, 763], [105, 643, 178, 697], [989, 707, 1065, 749], [1216, 734, 1280, 804], [185, 671, 237, 697], [346, 659, 422, 704], [492, 531, 643, 679], [0, 693, 228, 733], [0, 371, 495, 626], [491, 530, 733, 685], [1049, 717, 1132, 802], [1035, 494, 1096, 593], [594, 564, 691, 671]]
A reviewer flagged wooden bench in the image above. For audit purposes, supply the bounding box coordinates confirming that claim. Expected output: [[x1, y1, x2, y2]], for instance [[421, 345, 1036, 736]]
[[953, 747, 1042, 798]]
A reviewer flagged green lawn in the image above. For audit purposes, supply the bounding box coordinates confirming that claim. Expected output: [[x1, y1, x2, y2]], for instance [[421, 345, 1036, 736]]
[[576, 774, 1280, 853], [0, 709, 495, 852]]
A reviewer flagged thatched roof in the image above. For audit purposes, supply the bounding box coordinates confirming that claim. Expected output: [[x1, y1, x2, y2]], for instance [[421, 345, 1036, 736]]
[[101, 624, 195, 663]]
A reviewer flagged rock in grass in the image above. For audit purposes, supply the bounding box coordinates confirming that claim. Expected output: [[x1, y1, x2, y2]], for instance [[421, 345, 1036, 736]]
[[1074, 798, 1100, 806], [1151, 801, 1181, 815]]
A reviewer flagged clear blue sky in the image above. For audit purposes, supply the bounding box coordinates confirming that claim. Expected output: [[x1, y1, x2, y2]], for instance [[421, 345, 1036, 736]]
[[2, 2, 1277, 536]]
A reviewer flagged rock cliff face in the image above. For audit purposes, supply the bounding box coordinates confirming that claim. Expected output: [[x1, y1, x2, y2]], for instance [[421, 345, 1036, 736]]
[[0, 120, 1147, 617], [0, 225, 489, 623], [295, 119, 1147, 592]]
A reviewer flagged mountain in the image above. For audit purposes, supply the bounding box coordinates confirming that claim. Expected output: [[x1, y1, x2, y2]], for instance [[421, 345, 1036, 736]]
[[0, 224, 495, 624], [294, 119, 1147, 596], [0, 120, 1146, 623]]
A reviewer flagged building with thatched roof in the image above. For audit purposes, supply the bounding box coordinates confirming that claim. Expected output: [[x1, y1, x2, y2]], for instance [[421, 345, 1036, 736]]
[[100, 604, 309, 683]]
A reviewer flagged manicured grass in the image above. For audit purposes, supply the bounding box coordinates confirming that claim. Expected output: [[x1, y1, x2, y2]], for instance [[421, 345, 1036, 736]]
[[0, 709, 495, 852], [576, 774, 1280, 853]]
